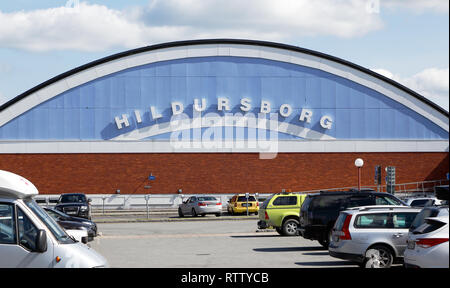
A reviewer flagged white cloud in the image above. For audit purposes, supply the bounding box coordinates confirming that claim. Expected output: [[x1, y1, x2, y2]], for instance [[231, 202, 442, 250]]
[[381, 0, 449, 13], [0, 1, 384, 52], [372, 67, 450, 111]]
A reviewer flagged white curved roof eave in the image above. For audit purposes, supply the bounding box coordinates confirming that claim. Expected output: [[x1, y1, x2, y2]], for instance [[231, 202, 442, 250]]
[[0, 42, 448, 133]]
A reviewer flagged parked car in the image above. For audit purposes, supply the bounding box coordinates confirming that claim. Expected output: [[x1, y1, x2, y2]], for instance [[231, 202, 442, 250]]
[[227, 194, 259, 215], [178, 196, 222, 217], [328, 206, 421, 268], [404, 215, 449, 268], [0, 169, 108, 268], [434, 185, 449, 204], [257, 192, 307, 236], [54, 193, 92, 220], [65, 229, 89, 244], [44, 207, 97, 241], [408, 205, 449, 232], [404, 197, 442, 207], [298, 190, 406, 248]]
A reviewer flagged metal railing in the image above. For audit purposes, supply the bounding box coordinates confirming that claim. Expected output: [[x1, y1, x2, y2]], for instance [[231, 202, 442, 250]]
[[296, 179, 448, 197], [35, 179, 448, 213]]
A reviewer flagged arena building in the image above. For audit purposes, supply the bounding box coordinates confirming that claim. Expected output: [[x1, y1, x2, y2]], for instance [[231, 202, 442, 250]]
[[0, 39, 448, 196]]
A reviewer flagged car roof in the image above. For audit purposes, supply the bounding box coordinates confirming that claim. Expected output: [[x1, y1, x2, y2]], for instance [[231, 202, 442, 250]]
[[0, 170, 39, 199]]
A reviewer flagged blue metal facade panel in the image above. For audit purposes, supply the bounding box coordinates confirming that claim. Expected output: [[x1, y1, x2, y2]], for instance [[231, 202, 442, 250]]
[[0, 56, 447, 140]]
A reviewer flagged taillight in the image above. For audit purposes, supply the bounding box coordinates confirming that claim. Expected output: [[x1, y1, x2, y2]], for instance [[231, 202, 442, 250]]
[[198, 202, 206, 206], [416, 238, 449, 248], [339, 215, 352, 240], [265, 211, 269, 220], [234, 203, 237, 207], [256, 202, 259, 207], [216, 202, 222, 205]]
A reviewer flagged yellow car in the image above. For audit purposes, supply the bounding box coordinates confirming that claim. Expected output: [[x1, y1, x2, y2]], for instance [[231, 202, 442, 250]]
[[227, 194, 259, 215]]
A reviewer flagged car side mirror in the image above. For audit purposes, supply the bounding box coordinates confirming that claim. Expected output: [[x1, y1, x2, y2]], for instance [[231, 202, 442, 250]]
[[88, 198, 92, 203], [35, 230, 47, 253]]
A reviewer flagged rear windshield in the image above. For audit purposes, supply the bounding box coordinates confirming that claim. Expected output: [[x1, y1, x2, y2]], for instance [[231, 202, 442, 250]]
[[413, 219, 446, 235], [334, 212, 349, 230], [301, 196, 313, 212], [197, 197, 217, 201], [409, 208, 439, 231], [237, 196, 256, 202]]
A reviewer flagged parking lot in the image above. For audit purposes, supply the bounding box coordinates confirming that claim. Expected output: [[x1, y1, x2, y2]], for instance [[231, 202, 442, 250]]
[[89, 218, 359, 268]]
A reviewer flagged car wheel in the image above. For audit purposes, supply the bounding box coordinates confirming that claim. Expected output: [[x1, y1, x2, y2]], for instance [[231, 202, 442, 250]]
[[275, 227, 283, 235], [178, 208, 184, 218], [215, 213, 221, 217], [365, 245, 394, 268], [282, 219, 299, 236], [192, 208, 198, 217], [318, 229, 333, 248], [201, 214, 206, 217]]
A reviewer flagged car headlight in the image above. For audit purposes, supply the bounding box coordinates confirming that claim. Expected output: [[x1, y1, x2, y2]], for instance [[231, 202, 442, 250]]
[[80, 206, 88, 211]]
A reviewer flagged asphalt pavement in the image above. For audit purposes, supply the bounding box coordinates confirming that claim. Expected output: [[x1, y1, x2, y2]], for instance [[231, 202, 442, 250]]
[[89, 219, 356, 268]]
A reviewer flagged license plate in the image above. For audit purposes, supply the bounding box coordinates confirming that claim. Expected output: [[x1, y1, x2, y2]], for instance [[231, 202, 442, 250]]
[[242, 203, 250, 207], [67, 211, 77, 215], [407, 240, 415, 249]]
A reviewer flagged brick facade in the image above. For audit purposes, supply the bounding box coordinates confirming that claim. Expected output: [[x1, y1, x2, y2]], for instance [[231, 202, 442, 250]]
[[0, 152, 448, 195]]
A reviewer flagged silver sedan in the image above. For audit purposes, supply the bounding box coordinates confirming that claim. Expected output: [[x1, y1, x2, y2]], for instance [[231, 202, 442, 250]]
[[178, 196, 222, 217]]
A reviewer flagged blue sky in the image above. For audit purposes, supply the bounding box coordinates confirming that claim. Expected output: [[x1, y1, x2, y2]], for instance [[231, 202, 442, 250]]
[[0, 0, 448, 110]]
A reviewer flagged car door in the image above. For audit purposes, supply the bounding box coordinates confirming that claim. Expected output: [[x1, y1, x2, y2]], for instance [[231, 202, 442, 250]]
[[390, 212, 418, 256], [228, 196, 236, 212], [181, 197, 191, 214], [187, 197, 197, 214], [0, 202, 54, 268], [270, 196, 298, 225]]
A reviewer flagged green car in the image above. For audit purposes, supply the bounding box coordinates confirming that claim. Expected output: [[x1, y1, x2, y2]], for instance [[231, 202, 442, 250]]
[[257, 192, 307, 236]]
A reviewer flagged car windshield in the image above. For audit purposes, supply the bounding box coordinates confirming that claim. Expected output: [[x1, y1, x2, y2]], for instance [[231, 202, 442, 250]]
[[197, 197, 217, 201], [24, 199, 75, 244], [237, 196, 256, 202], [59, 194, 86, 203]]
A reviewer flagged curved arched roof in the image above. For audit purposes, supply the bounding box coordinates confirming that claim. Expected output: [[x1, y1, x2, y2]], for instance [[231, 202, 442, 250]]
[[0, 39, 448, 132]]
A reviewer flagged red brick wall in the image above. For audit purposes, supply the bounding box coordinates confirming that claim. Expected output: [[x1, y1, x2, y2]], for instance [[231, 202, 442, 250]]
[[0, 152, 448, 195]]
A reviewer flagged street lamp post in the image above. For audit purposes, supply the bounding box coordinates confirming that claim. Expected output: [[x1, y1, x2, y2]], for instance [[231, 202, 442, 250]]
[[354, 158, 364, 191]]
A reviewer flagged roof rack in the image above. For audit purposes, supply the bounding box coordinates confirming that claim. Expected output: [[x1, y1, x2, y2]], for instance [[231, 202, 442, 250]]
[[346, 205, 416, 211]]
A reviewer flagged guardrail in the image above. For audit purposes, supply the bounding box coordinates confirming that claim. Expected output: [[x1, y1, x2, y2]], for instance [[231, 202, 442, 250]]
[[35, 179, 448, 211], [36, 194, 272, 213], [297, 179, 448, 197]]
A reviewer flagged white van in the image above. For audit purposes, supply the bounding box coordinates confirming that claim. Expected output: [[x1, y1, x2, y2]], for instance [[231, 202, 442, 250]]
[[0, 170, 108, 268]]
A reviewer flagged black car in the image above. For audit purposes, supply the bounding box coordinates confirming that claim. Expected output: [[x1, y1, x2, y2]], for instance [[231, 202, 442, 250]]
[[54, 193, 92, 219], [44, 207, 97, 241], [298, 190, 406, 248]]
